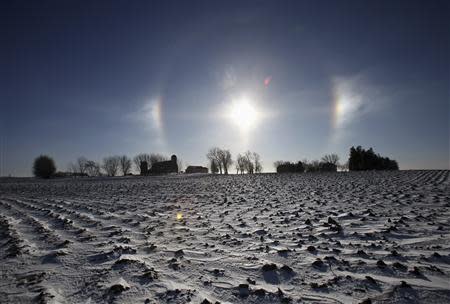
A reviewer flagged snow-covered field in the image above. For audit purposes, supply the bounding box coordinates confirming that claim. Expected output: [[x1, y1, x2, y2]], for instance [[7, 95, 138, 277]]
[[1, 171, 449, 304]]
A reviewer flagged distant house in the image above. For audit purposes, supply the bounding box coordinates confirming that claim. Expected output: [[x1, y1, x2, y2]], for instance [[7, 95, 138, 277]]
[[185, 166, 208, 174], [149, 155, 178, 174]]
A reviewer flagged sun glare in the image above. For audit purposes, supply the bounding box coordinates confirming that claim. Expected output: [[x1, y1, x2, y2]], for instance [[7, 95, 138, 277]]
[[228, 97, 259, 132]]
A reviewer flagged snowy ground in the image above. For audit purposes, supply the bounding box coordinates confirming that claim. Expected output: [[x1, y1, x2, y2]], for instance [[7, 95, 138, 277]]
[[0, 171, 449, 304]]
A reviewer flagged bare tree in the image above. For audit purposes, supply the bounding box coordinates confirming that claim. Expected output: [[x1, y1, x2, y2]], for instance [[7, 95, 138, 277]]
[[85, 160, 101, 176], [119, 155, 132, 176], [207, 147, 233, 174], [253, 152, 262, 173], [235, 151, 262, 174], [321, 154, 340, 165], [133, 153, 151, 174], [243, 151, 254, 174], [68, 158, 99, 176], [218, 149, 232, 174], [103, 156, 120, 177], [236, 153, 245, 174], [76, 157, 88, 175], [207, 147, 222, 174], [225, 150, 233, 174]]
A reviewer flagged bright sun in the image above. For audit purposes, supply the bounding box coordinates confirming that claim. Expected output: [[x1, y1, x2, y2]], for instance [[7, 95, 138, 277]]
[[228, 97, 259, 131]]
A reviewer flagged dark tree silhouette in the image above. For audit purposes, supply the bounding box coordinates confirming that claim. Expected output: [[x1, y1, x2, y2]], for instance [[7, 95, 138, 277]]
[[33, 155, 56, 178], [348, 146, 398, 171], [243, 151, 254, 174], [218, 149, 233, 174], [276, 157, 338, 173], [103, 156, 120, 176], [236, 151, 262, 174], [85, 160, 101, 176], [306, 160, 321, 172], [253, 152, 262, 173], [210, 159, 219, 174], [72, 157, 88, 175], [236, 154, 245, 174], [207, 147, 223, 174], [119, 155, 132, 175], [319, 162, 337, 172], [207, 147, 232, 174], [275, 161, 304, 173]]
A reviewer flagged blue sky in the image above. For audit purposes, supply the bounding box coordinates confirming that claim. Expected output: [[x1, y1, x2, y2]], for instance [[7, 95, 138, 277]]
[[1, 0, 449, 176]]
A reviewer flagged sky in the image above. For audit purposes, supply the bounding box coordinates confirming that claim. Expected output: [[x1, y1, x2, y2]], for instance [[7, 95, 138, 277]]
[[1, 0, 449, 176]]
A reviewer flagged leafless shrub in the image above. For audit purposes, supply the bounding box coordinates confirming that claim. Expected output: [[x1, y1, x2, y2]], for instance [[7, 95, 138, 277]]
[[119, 155, 132, 175], [103, 156, 120, 177]]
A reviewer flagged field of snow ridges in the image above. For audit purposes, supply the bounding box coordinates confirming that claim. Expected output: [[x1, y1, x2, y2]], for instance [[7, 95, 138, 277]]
[[0, 170, 449, 304]]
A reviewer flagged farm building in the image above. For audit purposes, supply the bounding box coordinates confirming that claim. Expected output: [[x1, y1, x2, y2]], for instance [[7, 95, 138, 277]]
[[149, 155, 178, 174]]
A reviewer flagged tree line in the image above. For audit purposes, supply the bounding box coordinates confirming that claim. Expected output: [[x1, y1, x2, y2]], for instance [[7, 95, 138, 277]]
[[32, 145, 398, 178], [32, 153, 178, 178], [274, 146, 398, 173], [274, 154, 341, 173], [68, 154, 177, 176]]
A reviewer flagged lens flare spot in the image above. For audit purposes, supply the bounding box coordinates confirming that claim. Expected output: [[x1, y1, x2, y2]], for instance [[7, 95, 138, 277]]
[[264, 76, 272, 87]]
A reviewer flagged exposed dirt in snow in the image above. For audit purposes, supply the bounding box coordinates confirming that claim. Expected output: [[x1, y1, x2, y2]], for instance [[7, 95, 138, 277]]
[[1, 170, 449, 303]]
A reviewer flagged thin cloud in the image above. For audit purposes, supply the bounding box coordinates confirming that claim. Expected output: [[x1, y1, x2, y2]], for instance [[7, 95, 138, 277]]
[[222, 65, 237, 91]]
